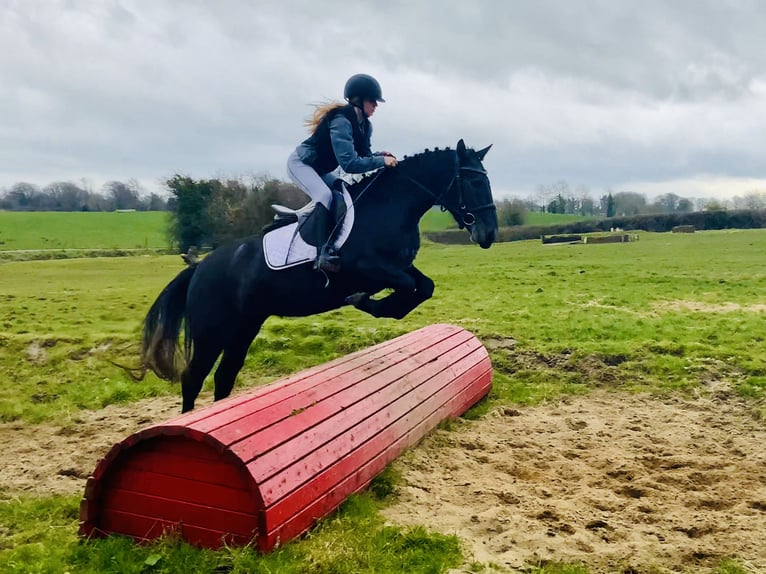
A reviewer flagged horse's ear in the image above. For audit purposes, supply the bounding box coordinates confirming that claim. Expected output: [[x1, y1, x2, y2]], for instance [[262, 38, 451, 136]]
[[456, 139, 467, 158], [476, 144, 492, 161]]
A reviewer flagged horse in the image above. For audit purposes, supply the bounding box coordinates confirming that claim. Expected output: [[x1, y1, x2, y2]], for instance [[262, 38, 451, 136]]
[[136, 139, 498, 412]]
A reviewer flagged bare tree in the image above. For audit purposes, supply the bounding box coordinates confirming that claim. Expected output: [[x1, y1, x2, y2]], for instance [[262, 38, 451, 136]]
[[43, 181, 89, 211], [103, 181, 140, 210]]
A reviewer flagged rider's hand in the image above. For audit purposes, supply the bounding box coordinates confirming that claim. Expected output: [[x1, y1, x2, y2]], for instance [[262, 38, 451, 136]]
[[384, 155, 398, 168]]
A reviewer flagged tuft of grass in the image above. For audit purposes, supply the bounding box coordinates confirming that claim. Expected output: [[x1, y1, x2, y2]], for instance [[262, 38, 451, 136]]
[[368, 464, 401, 500], [715, 559, 759, 574]]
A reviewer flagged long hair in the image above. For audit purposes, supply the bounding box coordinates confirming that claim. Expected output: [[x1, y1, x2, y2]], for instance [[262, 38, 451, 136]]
[[304, 101, 346, 134]]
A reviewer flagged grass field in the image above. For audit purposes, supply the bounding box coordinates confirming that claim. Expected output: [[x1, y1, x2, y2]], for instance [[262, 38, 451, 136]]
[[5, 230, 765, 423], [0, 211, 171, 251], [0, 209, 588, 253], [2, 226, 766, 573]]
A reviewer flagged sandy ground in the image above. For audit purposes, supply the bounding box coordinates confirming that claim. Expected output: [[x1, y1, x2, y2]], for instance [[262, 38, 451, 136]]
[[383, 389, 766, 573], [2, 388, 765, 573]]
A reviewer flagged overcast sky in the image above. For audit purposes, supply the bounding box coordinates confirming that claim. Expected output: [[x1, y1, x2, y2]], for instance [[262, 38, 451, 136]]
[[2, 0, 766, 201]]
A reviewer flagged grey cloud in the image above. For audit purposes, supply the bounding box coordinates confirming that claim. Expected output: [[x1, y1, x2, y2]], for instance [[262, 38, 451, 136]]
[[1, 0, 765, 199]]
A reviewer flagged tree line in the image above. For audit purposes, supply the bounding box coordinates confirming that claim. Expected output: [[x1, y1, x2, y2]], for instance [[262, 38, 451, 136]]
[[0, 176, 308, 252], [5, 175, 765, 248], [494, 182, 766, 228], [529, 181, 766, 216], [0, 180, 168, 211], [427, 207, 766, 245]]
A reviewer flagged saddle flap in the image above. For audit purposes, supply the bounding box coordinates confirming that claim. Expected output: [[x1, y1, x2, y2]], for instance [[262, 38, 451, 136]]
[[263, 190, 355, 271]]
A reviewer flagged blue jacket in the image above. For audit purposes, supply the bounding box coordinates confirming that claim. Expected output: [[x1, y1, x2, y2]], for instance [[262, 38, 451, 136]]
[[296, 104, 385, 176]]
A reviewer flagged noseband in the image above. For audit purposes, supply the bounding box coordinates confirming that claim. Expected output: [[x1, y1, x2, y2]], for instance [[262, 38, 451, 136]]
[[400, 159, 496, 229]]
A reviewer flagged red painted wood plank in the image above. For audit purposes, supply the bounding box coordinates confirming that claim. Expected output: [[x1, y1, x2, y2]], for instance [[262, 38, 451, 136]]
[[251, 349, 486, 491], [99, 509, 252, 548], [102, 489, 258, 537], [172, 325, 460, 429], [132, 434, 223, 461], [256, 353, 489, 504], [261, 377, 479, 531], [79, 325, 491, 551], [221, 346, 480, 473], [182, 329, 425, 421], [215, 332, 477, 463], [104, 468, 257, 514], [245, 341, 487, 484], [260, 359, 491, 513], [79, 496, 97, 527], [194, 326, 465, 440], [261, 363, 492, 549], [89, 443, 126, 482], [228, 334, 482, 466], [121, 448, 249, 488]]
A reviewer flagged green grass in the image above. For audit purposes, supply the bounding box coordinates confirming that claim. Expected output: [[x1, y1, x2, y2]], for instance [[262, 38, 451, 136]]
[[419, 207, 458, 232], [0, 256, 180, 422], [2, 229, 766, 572], [0, 208, 591, 254], [0, 211, 170, 251], [3, 230, 766, 422], [0, 491, 461, 574], [421, 206, 597, 230]]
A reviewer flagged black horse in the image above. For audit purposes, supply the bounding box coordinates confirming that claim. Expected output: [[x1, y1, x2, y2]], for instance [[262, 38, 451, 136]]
[[137, 139, 498, 412]]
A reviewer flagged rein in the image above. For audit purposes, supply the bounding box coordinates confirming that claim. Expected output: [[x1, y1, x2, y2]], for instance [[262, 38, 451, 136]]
[[397, 157, 496, 228]]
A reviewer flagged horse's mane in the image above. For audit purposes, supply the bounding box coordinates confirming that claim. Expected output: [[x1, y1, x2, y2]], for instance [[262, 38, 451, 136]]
[[399, 146, 455, 169], [346, 147, 456, 196]]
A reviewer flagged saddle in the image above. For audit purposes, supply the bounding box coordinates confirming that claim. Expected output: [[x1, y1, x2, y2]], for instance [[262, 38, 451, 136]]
[[262, 188, 354, 270]]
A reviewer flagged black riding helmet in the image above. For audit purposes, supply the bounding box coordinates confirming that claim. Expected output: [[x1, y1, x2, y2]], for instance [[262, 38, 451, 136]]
[[344, 74, 385, 104]]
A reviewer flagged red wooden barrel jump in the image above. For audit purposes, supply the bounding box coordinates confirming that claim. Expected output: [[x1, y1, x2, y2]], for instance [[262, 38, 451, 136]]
[[79, 323, 492, 550]]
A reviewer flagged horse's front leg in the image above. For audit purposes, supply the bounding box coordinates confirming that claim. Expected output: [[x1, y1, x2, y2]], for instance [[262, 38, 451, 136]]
[[347, 266, 434, 319]]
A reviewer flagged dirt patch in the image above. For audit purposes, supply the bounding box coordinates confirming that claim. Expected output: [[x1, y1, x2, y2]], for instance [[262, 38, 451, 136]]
[[383, 390, 766, 573], [2, 389, 765, 572], [0, 394, 184, 496], [654, 300, 766, 314]]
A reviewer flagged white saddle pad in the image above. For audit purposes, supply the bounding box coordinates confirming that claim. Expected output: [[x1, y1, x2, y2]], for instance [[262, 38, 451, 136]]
[[262, 190, 354, 270]]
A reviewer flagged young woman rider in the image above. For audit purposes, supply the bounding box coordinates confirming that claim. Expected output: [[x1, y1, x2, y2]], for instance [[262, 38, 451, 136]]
[[287, 73, 397, 272]]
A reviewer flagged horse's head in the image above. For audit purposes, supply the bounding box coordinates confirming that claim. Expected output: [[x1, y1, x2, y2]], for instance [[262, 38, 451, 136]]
[[441, 139, 498, 249]]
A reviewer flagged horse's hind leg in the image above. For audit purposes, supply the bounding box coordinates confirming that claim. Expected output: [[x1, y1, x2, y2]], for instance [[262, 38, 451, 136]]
[[213, 319, 264, 402], [180, 337, 223, 413]]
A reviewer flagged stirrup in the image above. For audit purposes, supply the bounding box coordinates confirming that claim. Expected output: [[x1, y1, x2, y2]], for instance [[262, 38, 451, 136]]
[[314, 246, 341, 273]]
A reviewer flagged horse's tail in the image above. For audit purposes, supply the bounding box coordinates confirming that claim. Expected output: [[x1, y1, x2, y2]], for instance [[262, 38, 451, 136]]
[[136, 266, 196, 382]]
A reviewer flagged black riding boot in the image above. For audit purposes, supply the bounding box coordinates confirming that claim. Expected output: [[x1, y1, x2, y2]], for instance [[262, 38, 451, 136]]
[[313, 203, 341, 273]]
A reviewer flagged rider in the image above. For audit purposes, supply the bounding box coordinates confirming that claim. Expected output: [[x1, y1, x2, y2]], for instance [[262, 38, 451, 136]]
[[287, 73, 398, 273]]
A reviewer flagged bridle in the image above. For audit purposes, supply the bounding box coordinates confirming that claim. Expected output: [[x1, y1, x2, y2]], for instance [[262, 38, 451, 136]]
[[399, 157, 496, 229]]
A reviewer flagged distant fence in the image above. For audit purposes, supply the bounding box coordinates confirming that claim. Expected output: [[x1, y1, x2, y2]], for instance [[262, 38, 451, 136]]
[[541, 234, 582, 245], [582, 234, 637, 244], [540, 233, 638, 245]]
